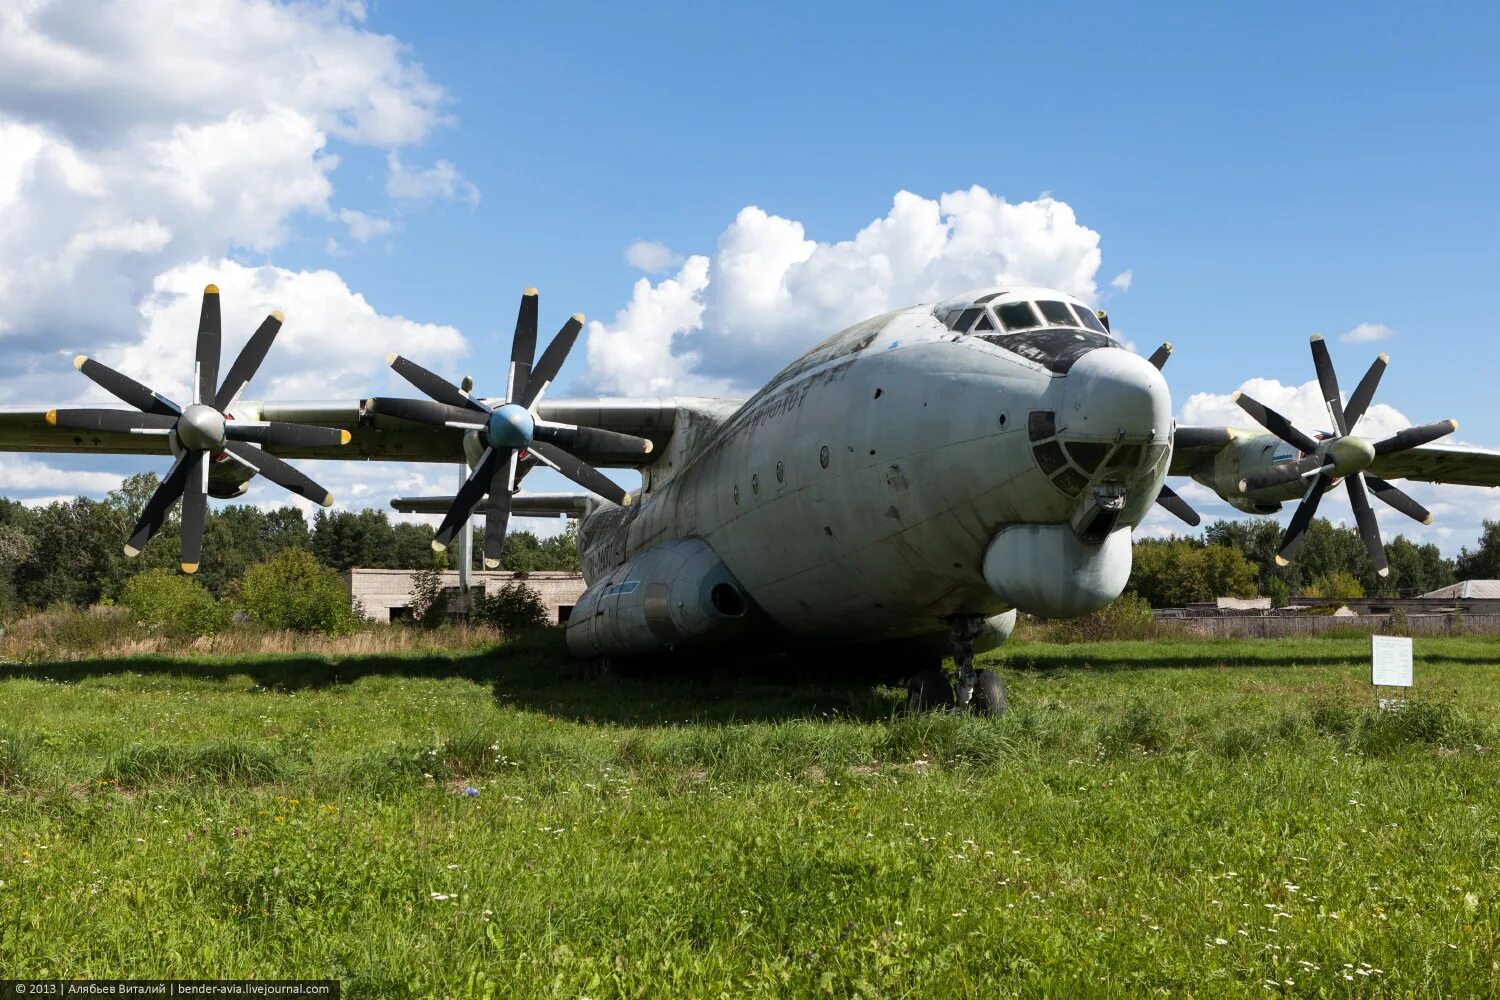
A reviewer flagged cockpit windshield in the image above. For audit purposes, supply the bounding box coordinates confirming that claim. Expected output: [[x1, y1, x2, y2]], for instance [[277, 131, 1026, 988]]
[[996, 301, 1042, 332], [1036, 300, 1080, 327], [1073, 305, 1109, 335]]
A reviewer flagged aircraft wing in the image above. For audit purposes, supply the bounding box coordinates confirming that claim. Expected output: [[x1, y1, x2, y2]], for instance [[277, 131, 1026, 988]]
[[1367, 441, 1500, 488], [0, 396, 698, 468], [1168, 426, 1236, 476]]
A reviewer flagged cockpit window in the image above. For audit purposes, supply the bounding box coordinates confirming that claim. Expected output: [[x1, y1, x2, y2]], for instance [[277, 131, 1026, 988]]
[[996, 301, 1042, 332], [1073, 305, 1109, 335], [951, 307, 983, 333], [973, 310, 996, 332], [1037, 300, 1080, 327]]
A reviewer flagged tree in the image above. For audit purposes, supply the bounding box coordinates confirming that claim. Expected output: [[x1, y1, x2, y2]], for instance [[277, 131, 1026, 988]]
[[240, 548, 359, 634], [1128, 538, 1258, 608], [1303, 569, 1364, 601], [1456, 520, 1500, 581]]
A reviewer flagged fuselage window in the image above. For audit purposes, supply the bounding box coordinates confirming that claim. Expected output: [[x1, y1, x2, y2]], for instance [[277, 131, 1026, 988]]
[[952, 307, 983, 332], [973, 310, 996, 332], [1073, 305, 1109, 335], [1037, 300, 1079, 327], [996, 301, 1042, 332]]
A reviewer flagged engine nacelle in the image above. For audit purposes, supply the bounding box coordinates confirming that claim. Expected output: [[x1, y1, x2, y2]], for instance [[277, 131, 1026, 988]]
[[983, 524, 1132, 618], [566, 537, 753, 659]]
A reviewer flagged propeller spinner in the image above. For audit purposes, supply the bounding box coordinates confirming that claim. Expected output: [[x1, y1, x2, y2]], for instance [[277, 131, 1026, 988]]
[[46, 285, 350, 572], [1234, 335, 1457, 576], [368, 288, 653, 569]]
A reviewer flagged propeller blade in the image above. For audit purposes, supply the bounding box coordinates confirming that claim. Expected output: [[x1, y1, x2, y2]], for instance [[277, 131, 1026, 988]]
[[482, 452, 517, 569], [46, 408, 177, 435], [508, 288, 539, 402], [1233, 391, 1321, 455], [214, 311, 283, 410], [519, 313, 584, 408], [179, 451, 208, 573], [367, 396, 488, 429], [1373, 419, 1458, 455], [433, 447, 505, 550], [1154, 484, 1200, 526], [225, 421, 352, 449], [530, 423, 654, 461], [1342, 352, 1388, 432], [1345, 473, 1389, 577], [388, 355, 488, 414], [222, 441, 335, 507], [1366, 475, 1433, 525], [1274, 473, 1328, 566], [1147, 343, 1172, 370], [1309, 334, 1347, 436], [124, 452, 194, 557], [1240, 454, 1330, 493], [74, 356, 179, 416], [195, 285, 221, 406], [528, 440, 629, 504]]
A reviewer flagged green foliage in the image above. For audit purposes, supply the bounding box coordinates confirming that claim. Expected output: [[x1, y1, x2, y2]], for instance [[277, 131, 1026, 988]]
[[1028, 593, 1165, 642], [1264, 575, 1289, 608], [472, 581, 550, 634], [407, 567, 445, 628], [311, 508, 445, 571], [1128, 537, 1258, 607], [119, 568, 228, 637], [1303, 568, 1365, 601], [1456, 519, 1500, 581], [240, 548, 359, 634]]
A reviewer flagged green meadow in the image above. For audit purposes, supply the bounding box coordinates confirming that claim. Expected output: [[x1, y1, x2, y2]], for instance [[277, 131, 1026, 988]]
[[2, 634, 1498, 997]]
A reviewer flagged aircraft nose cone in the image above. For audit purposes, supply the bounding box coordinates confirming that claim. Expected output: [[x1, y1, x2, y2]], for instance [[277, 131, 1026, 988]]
[[1060, 347, 1172, 443], [486, 403, 535, 451]]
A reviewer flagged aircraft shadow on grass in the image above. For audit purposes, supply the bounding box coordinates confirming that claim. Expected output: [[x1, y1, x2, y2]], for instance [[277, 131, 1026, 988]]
[[2, 635, 1491, 726]]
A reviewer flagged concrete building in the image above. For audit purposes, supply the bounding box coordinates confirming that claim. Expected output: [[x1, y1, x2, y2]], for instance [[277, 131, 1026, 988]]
[[346, 568, 587, 624]]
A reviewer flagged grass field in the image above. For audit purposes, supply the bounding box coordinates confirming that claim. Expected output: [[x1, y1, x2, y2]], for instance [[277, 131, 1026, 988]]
[[2, 633, 1498, 997]]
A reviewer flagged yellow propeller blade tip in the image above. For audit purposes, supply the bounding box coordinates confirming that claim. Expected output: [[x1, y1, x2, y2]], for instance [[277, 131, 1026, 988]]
[[572, 312, 586, 324], [1231, 391, 1243, 402], [431, 540, 447, 552], [1274, 555, 1290, 567], [123, 545, 140, 558], [320, 492, 335, 507], [73, 355, 88, 369], [1378, 352, 1389, 363], [1450, 419, 1460, 432], [642, 441, 654, 454], [1309, 333, 1323, 343], [339, 430, 352, 445], [204, 284, 219, 295], [484, 558, 501, 570], [1423, 514, 1435, 525], [523, 286, 538, 296], [181, 563, 199, 574], [621, 493, 632, 507], [1377, 567, 1390, 578], [270, 309, 285, 322], [45, 410, 57, 426], [385, 353, 398, 367]]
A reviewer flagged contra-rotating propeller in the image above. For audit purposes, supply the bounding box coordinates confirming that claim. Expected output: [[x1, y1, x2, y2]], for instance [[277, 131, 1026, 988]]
[[46, 285, 350, 573], [368, 288, 654, 569], [1233, 335, 1457, 576]]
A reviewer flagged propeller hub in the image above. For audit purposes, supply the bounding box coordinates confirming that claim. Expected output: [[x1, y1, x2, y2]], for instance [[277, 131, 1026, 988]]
[[1327, 435, 1375, 476], [177, 403, 226, 451], [486, 403, 535, 451]]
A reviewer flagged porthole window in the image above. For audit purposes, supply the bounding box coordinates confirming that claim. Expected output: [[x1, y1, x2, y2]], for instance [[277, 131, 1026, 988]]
[[751, 473, 759, 495], [733, 484, 740, 504], [776, 461, 785, 483], [819, 446, 830, 469]]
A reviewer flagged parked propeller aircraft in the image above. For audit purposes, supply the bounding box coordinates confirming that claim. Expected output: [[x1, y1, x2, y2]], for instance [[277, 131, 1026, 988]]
[[4, 283, 1500, 710]]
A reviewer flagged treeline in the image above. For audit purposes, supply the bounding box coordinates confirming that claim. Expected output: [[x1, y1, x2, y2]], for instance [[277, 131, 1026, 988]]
[[0, 472, 579, 616], [1129, 517, 1500, 608]]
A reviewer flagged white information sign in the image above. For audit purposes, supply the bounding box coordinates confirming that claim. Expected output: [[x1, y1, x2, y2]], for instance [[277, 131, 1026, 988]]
[[1371, 635, 1413, 688]]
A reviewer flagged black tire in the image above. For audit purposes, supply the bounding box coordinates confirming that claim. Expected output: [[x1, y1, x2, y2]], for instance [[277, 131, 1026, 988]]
[[972, 669, 1007, 717], [907, 667, 953, 712]]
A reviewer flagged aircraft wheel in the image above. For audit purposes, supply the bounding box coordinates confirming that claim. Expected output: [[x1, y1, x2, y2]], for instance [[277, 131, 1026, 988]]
[[906, 667, 953, 712], [971, 669, 1007, 717]]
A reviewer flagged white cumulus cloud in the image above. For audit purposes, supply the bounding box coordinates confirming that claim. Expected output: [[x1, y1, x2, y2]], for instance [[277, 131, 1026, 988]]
[[624, 240, 683, 275], [385, 152, 479, 206], [338, 208, 393, 242], [1340, 322, 1394, 344], [585, 187, 1105, 394], [1111, 269, 1133, 291]]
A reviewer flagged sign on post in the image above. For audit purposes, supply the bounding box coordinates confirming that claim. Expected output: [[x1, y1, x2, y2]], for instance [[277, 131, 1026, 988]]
[[1371, 635, 1413, 709]]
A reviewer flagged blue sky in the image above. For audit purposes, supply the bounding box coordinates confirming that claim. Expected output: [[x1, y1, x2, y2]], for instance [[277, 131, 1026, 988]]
[[1, 0, 1497, 551]]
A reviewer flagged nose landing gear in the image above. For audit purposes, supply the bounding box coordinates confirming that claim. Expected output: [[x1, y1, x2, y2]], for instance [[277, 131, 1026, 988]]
[[904, 615, 1008, 715]]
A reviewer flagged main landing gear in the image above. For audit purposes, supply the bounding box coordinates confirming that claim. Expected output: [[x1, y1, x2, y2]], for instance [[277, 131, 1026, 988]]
[[905, 615, 1007, 716]]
